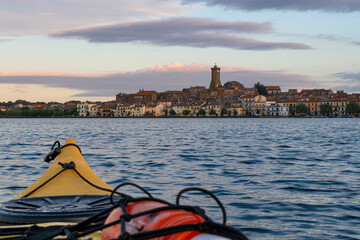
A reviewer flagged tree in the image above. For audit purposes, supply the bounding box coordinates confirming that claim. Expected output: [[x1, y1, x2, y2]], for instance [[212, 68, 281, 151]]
[[254, 82, 268, 96], [296, 104, 308, 115], [86, 111, 90, 117], [182, 110, 191, 116], [96, 111, 101, 117], [346, 101, 360, 115], [256, 109, 260, 115], [198, 109, 206, 116], [233, 109, 238, 116], [220, 108, 228, 116], [64, 107, 78, 116], [169, 109, 176, 116], [52, 108, 63, 116], [289, 105, 296, 115], [320, 103, 332, 116], [209, 109, 217, 116]]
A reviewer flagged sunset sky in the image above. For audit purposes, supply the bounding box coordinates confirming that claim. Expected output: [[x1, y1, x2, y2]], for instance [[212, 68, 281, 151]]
[[0, 0, 359, 102]]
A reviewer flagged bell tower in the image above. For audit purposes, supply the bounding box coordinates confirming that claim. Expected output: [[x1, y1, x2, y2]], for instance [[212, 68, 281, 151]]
[[209, 64, 222, 90]]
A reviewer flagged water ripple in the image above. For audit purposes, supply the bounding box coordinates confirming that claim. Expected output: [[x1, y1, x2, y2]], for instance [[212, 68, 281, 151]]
[[0, 118, 359, 240]]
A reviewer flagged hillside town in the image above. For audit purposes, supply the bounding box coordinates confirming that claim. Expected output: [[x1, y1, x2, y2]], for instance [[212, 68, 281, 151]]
[[2, 65, 360, 117]]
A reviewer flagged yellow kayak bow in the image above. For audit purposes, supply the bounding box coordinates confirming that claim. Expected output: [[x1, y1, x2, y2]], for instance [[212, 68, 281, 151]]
[[15, 138, 112, 199], [0, 139, 118, 225]]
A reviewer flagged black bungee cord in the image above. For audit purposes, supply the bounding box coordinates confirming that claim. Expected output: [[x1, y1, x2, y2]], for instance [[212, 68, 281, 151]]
[[14, 141, 249, 240]]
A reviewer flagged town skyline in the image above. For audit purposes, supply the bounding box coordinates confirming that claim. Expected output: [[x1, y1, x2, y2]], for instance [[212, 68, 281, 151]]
[[1, 1, 359, 102]]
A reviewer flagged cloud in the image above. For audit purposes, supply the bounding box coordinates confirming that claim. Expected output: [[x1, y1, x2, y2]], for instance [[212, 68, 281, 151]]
[[353, 41, 360, 45], [0, 38, 13, 43], [51, 17, 311, 51], [0, 0, 191, 35], [0, 63, 315, 97], [332, 72, 360, 82], [327, 72, 360, 92], [183, 0, 360, 12]]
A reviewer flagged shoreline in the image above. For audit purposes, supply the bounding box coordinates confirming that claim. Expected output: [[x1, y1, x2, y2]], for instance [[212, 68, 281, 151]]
[[0, 116, 357, 119]]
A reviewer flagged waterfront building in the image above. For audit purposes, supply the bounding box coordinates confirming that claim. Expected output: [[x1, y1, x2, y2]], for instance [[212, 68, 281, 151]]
[[77, 103, 96, 117], [145, 103, 162, 117], [130, 104, 146, 117], [157, 101, 173, 116], [306, 98, 321, 116], [205, 101, 223, 116], [116, 104, 134, 117], [191, 102, 207, 116], [281, 99, 298, 115], [266, 102, 289, 116], [242, 95, 266, 116], [171, 103, 182, 116], [331, 98, 348, 116], [225, 101, 243, 116], [241, 95, 255, 116], [177, 102, 205, 116], [88, 104, 100, 117], [253, 95, 267, 116]]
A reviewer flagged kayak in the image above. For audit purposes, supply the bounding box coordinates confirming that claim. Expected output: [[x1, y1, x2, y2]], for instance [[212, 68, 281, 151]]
[[0, 139, 249, 240], [0, 138, 117, 225]]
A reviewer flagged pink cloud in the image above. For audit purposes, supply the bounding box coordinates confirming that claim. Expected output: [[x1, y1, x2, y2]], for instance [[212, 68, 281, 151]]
[[138, 62, 265, 73], [0, 72, 107, 77], [0, 62, 316, 97]]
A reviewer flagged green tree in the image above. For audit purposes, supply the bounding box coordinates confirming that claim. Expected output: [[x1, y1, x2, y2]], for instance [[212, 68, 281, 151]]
[[233, 109, 238, 116], [320, 103, 333, 116], [289, 105, 296, 115], [346, 101, 360, 115], [296, 103, 308, 115], [14, 99, 31, 105], [52, 108, 63, 116], [86, 111, 90, 117], [169, 109, 176, 116], [182, 110, 191, 116], [198, 109, 206, 116], [254, 82, 268, 96], [256, 109, 260, 115], [110, 111, 114, 117], [221, 108, 228, 116], [209, 109, 217, 115], [64, 107, 78, 116], [97, 111, 101, 117]]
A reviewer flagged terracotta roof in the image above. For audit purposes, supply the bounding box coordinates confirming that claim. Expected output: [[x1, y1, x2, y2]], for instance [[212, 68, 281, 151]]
[[265, 86, 281, 90], [135, 91, 157, 96]]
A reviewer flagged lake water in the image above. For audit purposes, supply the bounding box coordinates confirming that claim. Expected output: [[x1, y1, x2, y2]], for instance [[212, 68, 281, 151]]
[[0, 118, 359, 239]]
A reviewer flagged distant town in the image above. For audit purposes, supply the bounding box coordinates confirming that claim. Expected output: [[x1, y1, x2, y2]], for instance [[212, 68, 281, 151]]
[[1, 65, 360, 118]]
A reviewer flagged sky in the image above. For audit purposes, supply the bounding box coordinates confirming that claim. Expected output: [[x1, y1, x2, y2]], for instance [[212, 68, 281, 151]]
[[0, 0, 359, 102]]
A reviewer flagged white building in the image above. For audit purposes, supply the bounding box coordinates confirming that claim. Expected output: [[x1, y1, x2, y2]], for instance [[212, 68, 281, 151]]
[[77, 103, 96, 117], [266, 102, 289, 116], [242, 95, 266, 116]]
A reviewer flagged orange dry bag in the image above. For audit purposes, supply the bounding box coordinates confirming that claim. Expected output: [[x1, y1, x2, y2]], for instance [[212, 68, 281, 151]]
[[102, 200, 205, 240]]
